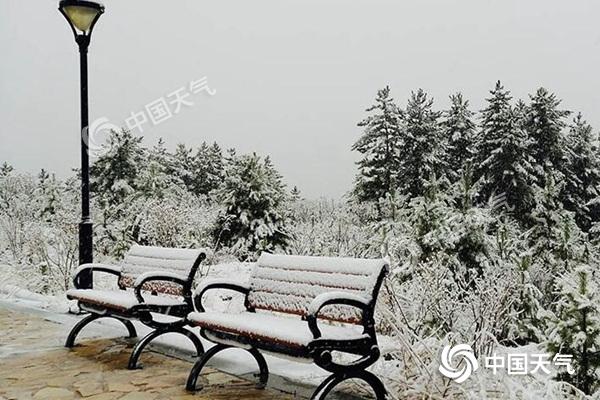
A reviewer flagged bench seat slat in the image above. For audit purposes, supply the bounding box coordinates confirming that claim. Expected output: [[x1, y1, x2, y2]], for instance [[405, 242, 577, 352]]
[[257, 254, 383, 276], [248, 291, 364, 323], [117, 245, 205, 294], [250, 278, 366, 300], [253, 268, 371, 291], [247, 253, 387, 324], [126, 245, 202, 260]]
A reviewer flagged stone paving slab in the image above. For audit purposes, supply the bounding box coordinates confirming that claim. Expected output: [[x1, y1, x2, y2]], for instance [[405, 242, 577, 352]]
[[0, 309, 294, 400]]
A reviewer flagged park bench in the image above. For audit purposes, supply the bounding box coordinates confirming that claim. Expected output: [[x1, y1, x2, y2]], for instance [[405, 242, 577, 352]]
[[65, 244, 207, 369], [185, 253, 389, 400]]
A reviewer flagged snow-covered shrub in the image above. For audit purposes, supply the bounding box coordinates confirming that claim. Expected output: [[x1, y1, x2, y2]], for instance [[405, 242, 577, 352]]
[[134, 187, 219, 249], [0, 171, 37, 262], [286, 198, 377, 257], [527, 176, 588, 306], [213, 152, 288, 260], [546, 265, 600, 394]]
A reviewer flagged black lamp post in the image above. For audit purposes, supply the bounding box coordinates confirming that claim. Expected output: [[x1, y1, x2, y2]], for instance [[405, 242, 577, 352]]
[[59, 0, 104, 289]]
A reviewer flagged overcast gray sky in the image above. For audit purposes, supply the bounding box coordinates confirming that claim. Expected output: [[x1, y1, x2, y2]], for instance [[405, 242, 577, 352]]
[[1, 0, 600, 198]]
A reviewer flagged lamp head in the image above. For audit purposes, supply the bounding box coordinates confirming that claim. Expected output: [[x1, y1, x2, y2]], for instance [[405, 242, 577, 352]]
[[59, 0, 104, 45]]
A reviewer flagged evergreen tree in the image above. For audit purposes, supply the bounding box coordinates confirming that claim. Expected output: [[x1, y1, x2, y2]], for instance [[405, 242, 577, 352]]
[[90, 129, 146, 254], [399, 89, 443, 198], [523, 87, 570, 183], [527, 175, 586, 303], [36, 169, 61, 220], [442, 92, 476, 181], [562, 113, 600, 232], [510, 255, 547, 343], [547, 265, 600, 395], [91, 129, 146, 206], [213, 152, 288, 259], [136, 138, 179, 198], [0, 162, 13, 177], [197, 142, 224, 196], [475, 81, 536, 222], [170, 142, 225, 197], [352, 86, 403, 204], [170, 143, 196, 194], [290, 186, 302, 202]]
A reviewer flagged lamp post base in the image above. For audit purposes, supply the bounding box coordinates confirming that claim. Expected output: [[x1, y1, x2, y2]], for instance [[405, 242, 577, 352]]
[[78, 220, 93, 288]]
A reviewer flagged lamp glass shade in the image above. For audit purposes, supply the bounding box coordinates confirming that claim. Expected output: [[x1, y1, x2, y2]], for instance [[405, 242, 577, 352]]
[[62, 5, 101, 33]]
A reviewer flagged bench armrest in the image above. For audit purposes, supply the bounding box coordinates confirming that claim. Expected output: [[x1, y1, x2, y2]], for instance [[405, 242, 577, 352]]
[[193, 279, 251, 312], [133, 271, 189, 304], [306, 292, 372, 339], [73, 263, 122, 289]]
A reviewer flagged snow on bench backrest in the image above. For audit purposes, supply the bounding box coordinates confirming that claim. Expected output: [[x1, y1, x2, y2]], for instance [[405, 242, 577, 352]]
[[248, 253, 388, 324], [119, 245, 204, 295]]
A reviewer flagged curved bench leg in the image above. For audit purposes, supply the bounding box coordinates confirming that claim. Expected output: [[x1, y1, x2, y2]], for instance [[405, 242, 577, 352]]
[[310, 370, 387, 400], [128, 327, 204, 370], [120, 319, 138, 339], [65, 314, 137, 348], [186, 343, 229, 391], [65, 314, 100, 348], [186, 344, 269, 391], [248, 348, 269, 389]]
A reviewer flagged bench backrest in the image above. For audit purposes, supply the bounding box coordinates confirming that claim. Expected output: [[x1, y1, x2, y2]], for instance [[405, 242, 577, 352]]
[[118, 245, 206, 295], [248, 253, 389, 324]]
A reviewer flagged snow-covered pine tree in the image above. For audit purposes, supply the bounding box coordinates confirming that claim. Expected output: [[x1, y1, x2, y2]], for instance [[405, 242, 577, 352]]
[[527, 174, 586, 304], [398, 89, 444, 199], [36, 169, 61, 220], [290, 186, 302, 202], [170, 143, 196, 194], [196, 141, 224, 196], [90, 129, 147, 255], [136, 138, 180, 198], [547, 264, 600, 395], [170, 142, 225, 197], [91, 128, 146, 207], [562, 113, 600, 232], [523, 87, 570, 184], [475, 81, 537, 223], [213, 152, 288, 259], [508, 255, 548, 344], [352, 86, 403, 206], [0, 162, 13, 176], [512, 99, 529, 127], [442, 92, 476, 182]]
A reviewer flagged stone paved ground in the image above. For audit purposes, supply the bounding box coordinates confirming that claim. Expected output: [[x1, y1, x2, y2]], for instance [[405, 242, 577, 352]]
[[0, 308, 294, 400]]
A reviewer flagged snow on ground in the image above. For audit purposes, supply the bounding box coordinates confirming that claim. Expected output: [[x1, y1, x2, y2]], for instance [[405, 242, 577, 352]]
[[0, 262, 345, 398], [0, 262, 591, 400]]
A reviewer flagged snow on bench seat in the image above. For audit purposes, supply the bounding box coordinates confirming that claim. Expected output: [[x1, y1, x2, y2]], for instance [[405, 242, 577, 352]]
[[67, 289, 186, 312], [118, 245, 205, 295], [188, 311, 367, 349], [247, 253, 387, 324]]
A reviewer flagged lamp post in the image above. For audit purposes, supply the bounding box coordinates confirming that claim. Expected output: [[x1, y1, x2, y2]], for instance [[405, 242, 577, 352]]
[[59, 0, 104, 289]]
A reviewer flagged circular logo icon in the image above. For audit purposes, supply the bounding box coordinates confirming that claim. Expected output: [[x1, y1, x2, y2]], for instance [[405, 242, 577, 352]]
[[83, 117, 120, 158], [439, 344, 479, 383]]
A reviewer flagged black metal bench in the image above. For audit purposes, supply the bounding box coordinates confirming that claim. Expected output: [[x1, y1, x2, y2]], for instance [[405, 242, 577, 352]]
[[65, 245, 207, 369], [185, 253, 389, 399]]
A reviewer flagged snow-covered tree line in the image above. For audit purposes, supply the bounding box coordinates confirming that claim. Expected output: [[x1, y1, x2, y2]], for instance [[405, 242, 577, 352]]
[[1, 81, 600, 396], [351, 82, 600, 395], [0, 133, 290, 291]]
